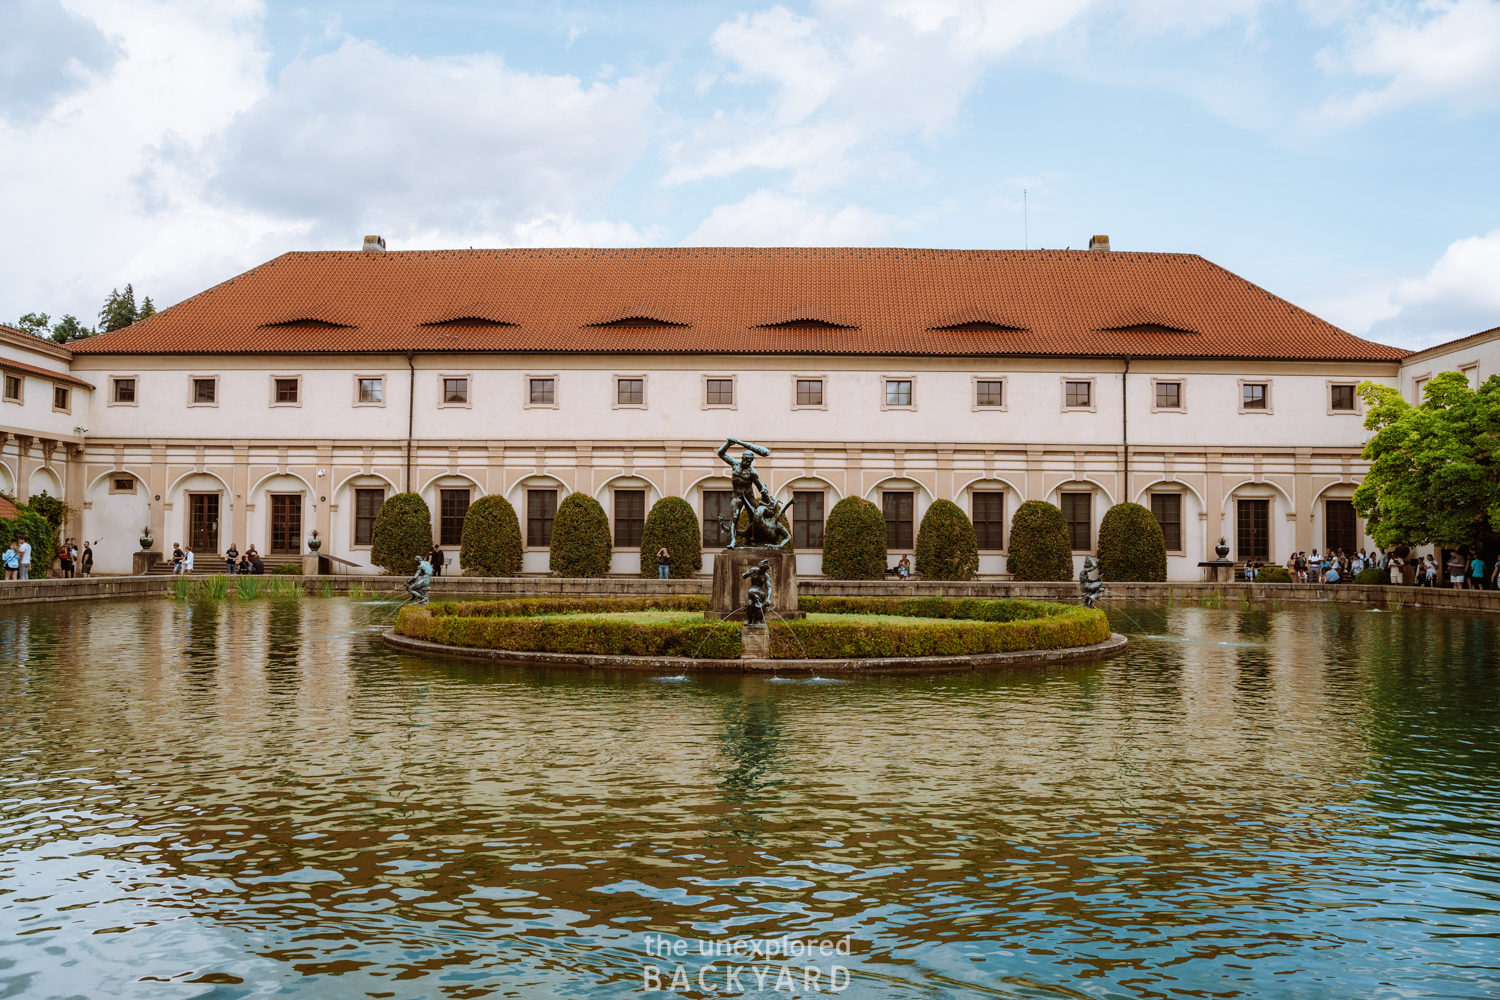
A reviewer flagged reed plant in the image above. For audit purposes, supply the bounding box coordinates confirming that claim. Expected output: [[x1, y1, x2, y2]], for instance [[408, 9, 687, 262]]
[[236, 575, 265, 600], [267, 576, 302, 599], [318, 580, 334, 599]]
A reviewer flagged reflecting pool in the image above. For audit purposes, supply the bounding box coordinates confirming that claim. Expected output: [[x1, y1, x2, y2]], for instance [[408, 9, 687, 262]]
[[1, 597, 1498, 999]]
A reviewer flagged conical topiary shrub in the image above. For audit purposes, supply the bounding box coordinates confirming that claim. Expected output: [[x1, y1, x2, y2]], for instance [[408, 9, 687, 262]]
[[638, 496, 703, 578], [915, 499, 979, 581], [549, 492, 612, 577], [821, 496, 886, 579], [1096, 502, 1167, 581], [370, 492, 432, 574], [1006, 500, 1073, 581], [459, 494, 523, 576]]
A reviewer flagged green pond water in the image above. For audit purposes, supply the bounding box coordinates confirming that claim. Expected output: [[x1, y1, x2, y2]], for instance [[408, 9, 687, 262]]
[[1, 597, 1497, 999]]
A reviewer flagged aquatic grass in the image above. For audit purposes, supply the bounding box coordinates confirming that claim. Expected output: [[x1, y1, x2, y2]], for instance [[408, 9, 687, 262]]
[[267, 576, 302, 599], [318, 580, 334, 599], [172, 576, 188, 600], [235, 576, 265, 600], [1239, 593, 1253, 611], [347, 581, 369, 600]]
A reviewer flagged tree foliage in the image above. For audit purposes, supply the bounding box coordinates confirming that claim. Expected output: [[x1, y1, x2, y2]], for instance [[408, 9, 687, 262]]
[[549, 493, 612, 577], [821, 496, 887, 579], [1006, 500, 1074, 581], [1096, 502, 1167, 581], [370, 492, 432, 574], [99, 284, 153, 333], [1353, 373, 1500, 548], [0, 495, 60, 572], [49, 315, 92, 343], [638, 496, 703, 578], [914, 499, 979, 580], [459, 494, 522, 576], [25, 491, 72, 534], [15, 313, 49, 337]]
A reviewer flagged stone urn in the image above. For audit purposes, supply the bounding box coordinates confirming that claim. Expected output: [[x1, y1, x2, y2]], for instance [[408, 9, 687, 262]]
[[307, 533, 322, 553], [139, 533, 154, 551], [1214, 541, 1230, 560]]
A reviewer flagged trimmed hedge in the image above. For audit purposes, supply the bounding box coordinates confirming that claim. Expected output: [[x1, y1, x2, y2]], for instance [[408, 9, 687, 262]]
[[549, 493, 612, 577], [798, 595, 1072, 622], [1097, 502, 1167, 582], [1007, 500, 1073, 581], [821, 497, 886, 579], [914, 499, 979, 581], [460, 494, 523, 576], [400, 606, 742, 658], [1354, 567, 1391, 585], [768, 607, 1109, 658], [638, 496, 703, 578], [1256, 566, 1293, 583], [427, 596, 710, 618], [370, 492, 432, 574]]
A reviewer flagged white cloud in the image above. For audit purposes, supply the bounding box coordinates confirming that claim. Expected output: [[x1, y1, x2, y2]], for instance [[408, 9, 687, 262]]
[[684, 189, 898, 245], [1316, 0, 1500, 121], [1339, 229, 1500, 348]]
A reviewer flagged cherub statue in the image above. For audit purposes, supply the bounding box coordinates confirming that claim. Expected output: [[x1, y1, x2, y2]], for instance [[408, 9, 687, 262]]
[[716, 437, 771, 548], [741, 558, 772, 625], [1079, 555, 1104, 609], [405, 555, 434, 605]]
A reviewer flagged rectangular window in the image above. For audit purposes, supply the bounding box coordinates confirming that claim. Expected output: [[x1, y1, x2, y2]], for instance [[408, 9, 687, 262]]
[[527, 489, 557, 547], [1150, 493, 1182, 551], [1155, 381, 1181, 409], [883, 491, 914, 550], [275, 378, 299, 404], [973, 491, 1005, 550], [614, 489, 645, 547], [112, 378, 135, 403], [975, 380, 1004, 407], [705, 379, 734, 405], [1061, 492, 1092, 551], [1237, 499, 1270, 560], [1065, 381, 1091, 408], [796, 379, 823, 406], [113, 477, 135, 493], [53, 385, 69, 410], [1325, 499, 1357, 555], [439, 489, 470, 546], [1330, 384, 1356, 411], [2, 375, 19, 401], [193, 378, 216, 404], [792, 491, 825, 549], [885, 380, 912, 407], [1242, 383, 1267, 409], [702, 490, 734, 548], [359, 377, 383, 404], [354, 488, 385, 546], [443, 378, 468, 405], [617, 378, 644, 405], [270, 494, 302, 554], [530, 378, 554, 404]]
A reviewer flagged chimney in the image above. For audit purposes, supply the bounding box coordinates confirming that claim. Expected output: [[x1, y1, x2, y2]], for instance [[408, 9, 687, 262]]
[[1088, 234, 1110, 252], [362, 235, 387, 252]]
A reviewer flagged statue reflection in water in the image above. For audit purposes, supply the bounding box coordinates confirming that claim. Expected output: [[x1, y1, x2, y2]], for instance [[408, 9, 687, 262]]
[[715, 694, 786, 841]]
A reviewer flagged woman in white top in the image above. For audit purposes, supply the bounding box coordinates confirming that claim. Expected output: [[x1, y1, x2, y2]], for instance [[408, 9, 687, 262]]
[[182, 547, 195, 573]]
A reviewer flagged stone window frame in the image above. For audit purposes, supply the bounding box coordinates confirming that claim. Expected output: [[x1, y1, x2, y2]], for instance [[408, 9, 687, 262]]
[[1326, 379, 1362, 416], [1459, 362, 1481, 390], [1148, 490, 1186, 555], [1059, 489, 1095, 553], [108, 473, 138, 495], [1238, 378, 1273, 415], [269, 374, 303, 408], [188, 374, 219, 408], [524, 373, 560, 409], [970, 375, 1008, 412], [969, 487, 1007, 552], [353, 374, 386, 408], [1410, 370, 1431, 404], [349, 484, 388, 549], [1061, 376, 1097, 413], [108, 374, 139, 407], [612, 373, 649, 410], [880, 374, 917, 411], [437, 373, 473, 409], [51, 382, 71, 414], [1150, 377, 1185, 413], [791, 373, 828, 411], [0, 368, 21, 405], [701, 373, 738, 410]]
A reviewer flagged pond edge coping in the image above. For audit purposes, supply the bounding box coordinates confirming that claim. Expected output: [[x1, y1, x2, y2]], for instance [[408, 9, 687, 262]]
[[380, 628, 1128, 673]]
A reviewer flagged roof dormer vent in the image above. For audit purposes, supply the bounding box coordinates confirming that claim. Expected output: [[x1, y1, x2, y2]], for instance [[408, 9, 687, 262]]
[[1088, 234, 1110, 252], [362, 235, 387, 252]]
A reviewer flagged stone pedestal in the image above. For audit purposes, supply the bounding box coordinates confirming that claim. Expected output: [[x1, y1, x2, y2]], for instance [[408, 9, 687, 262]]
[[132, 551, 159, 575], [740, 624, 771, 659], [708, 547, 803, 620], [303, 554, 323, 576], [1198, 560, 1233, 583]]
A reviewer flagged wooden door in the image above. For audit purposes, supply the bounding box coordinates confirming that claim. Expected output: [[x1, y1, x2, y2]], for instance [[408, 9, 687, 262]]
[[270, 494, 302, 554], [188, 493, 220, 554]]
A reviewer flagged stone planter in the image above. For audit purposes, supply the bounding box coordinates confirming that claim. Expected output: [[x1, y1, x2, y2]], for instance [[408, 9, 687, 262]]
[[139, 536, 155, 551], [307, 538, 322, 552], [1215, 544, 1230, 559]]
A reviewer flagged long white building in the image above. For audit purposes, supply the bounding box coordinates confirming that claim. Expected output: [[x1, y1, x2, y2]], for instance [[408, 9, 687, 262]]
[[5, 237, 1481, 579]]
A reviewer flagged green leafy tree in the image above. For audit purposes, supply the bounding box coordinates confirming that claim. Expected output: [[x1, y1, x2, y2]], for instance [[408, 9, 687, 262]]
[[459, 494, 522, 576], [99, 285, 139, 332], [914, 499, 979, 580], [15, 312, 49, 337], [50, 315, 92, 343], [370, 492, 432, 574], [638, 496, 703, 578], [0, 497, 60, 572], [1096, 502, 1167, 581], [1354, 373, 1500, 548], [25, 491, 71, 534], [821, 496, 887, 579], [549, 493, 612, 577], [1006, 500, 1073, 581]]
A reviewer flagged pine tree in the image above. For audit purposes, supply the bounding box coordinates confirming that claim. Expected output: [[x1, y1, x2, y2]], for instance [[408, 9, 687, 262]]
[[137, 297, 156, 319], [99, 285, 138, 332]]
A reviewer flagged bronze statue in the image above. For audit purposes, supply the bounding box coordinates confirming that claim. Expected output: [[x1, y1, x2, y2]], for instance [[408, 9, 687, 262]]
[[405, 556, 433, 605], [742, 558, 772, 625], [716, 437, 771, 547], [1079, 555, 1103, 609]]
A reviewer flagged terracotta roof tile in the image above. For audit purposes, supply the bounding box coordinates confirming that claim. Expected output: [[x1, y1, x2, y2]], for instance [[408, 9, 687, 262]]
[[0, 355, 95, 389], [0, 495, 20, 520], [69, 247, 1410, 362]]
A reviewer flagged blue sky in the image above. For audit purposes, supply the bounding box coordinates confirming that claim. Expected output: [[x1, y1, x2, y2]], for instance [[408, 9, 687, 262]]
[[2, 0, 1498, 348]]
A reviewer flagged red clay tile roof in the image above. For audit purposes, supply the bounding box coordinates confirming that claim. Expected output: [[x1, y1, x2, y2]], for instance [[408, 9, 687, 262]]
[[0, 495, 21, 520], [0, 355, 95, 389], [69, 248, 1409, 361]]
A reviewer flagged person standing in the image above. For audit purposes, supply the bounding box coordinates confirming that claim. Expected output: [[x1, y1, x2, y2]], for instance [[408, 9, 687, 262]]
[[3, 542, 18, 581], [17, 536, 31, 581], [80, 541, 93, 578], [59, 539, 74, 579], [1470, 552, 1486, 590], [429, 544, 444, 578], [655, 546, 671, 580], [183, 546, 195, 574], [1308, 550, 1322, 583], [225, 542, 239, 575], [1447, 551, 1466, 590], [170, 543, 184, 574]]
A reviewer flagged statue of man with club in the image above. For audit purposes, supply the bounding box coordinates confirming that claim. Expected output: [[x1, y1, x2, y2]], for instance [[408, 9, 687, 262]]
[[716, 437, 772, 548]]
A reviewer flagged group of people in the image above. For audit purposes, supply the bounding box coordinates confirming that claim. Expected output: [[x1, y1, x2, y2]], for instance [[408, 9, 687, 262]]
[[4, 536, 94, 580], [2, 535, 32, 580], [1255, 547, 1500, 589], [217, 543, 265, 575]]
